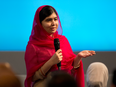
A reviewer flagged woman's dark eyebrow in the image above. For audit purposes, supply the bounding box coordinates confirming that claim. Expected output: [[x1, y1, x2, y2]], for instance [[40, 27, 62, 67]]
[[46, 18, 52, 20], [45, 17, 57, 21], [54, 17, 57, 19]]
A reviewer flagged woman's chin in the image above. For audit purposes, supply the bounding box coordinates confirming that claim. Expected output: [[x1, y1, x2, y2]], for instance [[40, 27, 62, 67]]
[[50, 31, 56, 34]]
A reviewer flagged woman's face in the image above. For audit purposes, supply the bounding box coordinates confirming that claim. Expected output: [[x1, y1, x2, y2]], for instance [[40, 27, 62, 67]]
[[41, 12, 58, 35]]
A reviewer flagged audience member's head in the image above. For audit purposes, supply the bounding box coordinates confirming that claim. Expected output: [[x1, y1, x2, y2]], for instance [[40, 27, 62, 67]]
[[0, 62, 21, 87], [111, 69, 116, 87], [86, 62, 108, 87], [46, 70, 77, 87]]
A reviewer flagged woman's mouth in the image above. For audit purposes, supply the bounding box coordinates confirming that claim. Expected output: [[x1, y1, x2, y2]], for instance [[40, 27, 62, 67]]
[[51, 27, 56, 30]]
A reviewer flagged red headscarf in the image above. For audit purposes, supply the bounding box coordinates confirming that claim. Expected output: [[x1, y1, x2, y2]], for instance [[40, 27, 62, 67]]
[[28, 5, 62, 47], [24, 5, 84, 87]]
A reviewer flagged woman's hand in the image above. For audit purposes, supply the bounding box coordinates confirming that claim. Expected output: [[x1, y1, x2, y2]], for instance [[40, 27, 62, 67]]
[[78, 50, 96, 58], [50, 49, 63, 65], [73, 50, 96, 68]]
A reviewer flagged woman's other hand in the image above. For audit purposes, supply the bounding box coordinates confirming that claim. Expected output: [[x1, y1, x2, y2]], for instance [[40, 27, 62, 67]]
[[50, 49, 63, 65], [73, 50, 96, 68], [78, 50, 96, 58]]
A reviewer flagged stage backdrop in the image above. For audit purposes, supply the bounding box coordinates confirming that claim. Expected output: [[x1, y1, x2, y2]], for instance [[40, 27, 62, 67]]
[[0, 0, 116, 51]]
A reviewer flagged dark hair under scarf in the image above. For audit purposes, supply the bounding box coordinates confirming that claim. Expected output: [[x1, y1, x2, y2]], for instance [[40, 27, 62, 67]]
[[39, 6, 57, 23]]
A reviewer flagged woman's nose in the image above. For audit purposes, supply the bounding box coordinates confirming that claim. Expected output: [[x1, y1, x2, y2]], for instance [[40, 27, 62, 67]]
[[51, 20, 55, 26]]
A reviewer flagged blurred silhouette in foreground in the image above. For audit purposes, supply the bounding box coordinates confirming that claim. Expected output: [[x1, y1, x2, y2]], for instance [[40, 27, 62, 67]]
[[111, 69, 116, 87], [0, 62, 21, 87], [46, 70, 77, 87], [86, 62, 109, 87]]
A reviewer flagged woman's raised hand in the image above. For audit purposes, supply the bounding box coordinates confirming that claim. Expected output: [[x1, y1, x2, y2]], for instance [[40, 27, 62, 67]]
[[77, 50, 96, 58], [50, 49, 63, 65]]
